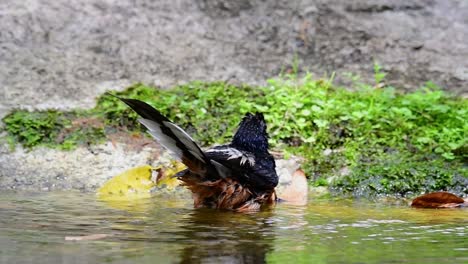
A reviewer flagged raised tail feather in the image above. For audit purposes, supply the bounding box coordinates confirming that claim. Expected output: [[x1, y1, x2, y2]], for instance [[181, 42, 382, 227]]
[[116, 97, 210, 175]]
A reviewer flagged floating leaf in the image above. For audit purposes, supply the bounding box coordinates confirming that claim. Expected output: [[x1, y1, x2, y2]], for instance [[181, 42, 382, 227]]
[[155, 161, 187, 190], [97, 165, 158, 200], [97, 161, 187, 202]]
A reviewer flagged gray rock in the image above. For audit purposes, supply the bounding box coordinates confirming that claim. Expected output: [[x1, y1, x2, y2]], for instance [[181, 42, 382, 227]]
[[0, 141, 171, 191]]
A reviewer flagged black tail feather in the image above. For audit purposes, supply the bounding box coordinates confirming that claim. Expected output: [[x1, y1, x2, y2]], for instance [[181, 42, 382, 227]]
[[113, 95, 212, 176], [115, 96, 171, 123]]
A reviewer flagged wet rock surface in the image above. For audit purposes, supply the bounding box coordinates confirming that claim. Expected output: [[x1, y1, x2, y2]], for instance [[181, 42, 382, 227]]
[[0, 141, 169, 191], [0, 0, 467, 190]]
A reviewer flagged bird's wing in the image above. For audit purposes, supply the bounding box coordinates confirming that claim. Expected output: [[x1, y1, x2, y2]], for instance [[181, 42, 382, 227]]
[[205, 145, 256, 166], [117, 98, 210, 175], [205, 145, 278, 189]]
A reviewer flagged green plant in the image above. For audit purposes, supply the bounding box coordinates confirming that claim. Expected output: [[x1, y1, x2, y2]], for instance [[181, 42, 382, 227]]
[[373, 61, 386, 86], [2, 110, 106, 150], [2, 110, 67, 148], [332, 152, 467, 197]]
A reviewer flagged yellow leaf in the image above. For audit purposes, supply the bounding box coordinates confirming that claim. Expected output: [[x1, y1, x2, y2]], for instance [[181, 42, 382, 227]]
[[97, 161, 187, 202], [97, 165, 158, 200], [156, 161, 186, 190]]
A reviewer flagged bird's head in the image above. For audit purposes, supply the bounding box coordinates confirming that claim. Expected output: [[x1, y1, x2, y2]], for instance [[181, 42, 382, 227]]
[[231, 112, 269, 153]]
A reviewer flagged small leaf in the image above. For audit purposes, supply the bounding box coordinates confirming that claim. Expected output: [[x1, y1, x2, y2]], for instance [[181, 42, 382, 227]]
[[441, 152, 455, 160], [303, 136, 316, 143], [301, 109, 311, 116], [310, 105, 322, 113], [416, 137, 431, 144], [313, 119, 329, 128]]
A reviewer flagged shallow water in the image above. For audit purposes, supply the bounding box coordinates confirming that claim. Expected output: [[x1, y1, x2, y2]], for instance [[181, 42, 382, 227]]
[[0, 192, 466, 264]]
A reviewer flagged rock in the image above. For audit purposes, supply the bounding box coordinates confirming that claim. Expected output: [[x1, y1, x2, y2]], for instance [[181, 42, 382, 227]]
[[275, 158, 302, 185], [275, 157, 310, 203], [0, 141, 171, 191]]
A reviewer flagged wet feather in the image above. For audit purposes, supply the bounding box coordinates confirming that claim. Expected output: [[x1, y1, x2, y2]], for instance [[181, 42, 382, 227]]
[[116, 97, 279, 211]]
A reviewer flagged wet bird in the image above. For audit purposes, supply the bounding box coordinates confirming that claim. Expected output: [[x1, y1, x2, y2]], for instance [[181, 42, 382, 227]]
[[411, 192, 468, 208], [117, 97, 279, 212]]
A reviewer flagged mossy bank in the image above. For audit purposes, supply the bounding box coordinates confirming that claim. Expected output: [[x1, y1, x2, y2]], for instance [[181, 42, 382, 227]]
[[2, 74, 467, 197]]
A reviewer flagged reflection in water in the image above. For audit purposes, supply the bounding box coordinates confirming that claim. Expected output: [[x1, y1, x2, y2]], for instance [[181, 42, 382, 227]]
[[0, 192, 466, 264], [177, 209, 276, 264]]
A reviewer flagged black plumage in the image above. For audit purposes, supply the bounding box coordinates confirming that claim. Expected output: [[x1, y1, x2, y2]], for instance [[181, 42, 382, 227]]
[[116, 97, 279, 211]]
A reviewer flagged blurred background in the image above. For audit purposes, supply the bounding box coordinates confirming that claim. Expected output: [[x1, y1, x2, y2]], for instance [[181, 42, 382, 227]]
[[1, 0, 467, 118]]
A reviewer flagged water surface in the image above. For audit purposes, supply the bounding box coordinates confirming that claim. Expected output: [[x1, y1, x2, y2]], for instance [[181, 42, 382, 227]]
[[0, 191, 466, 263]]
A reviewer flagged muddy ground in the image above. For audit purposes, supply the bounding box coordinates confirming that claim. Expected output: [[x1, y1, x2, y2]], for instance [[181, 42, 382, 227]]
[[0, 0, 467, 190]]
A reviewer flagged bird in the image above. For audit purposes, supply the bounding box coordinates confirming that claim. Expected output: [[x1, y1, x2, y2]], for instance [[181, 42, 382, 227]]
[[411, 192, 468, 208], [116, 97, 279, 212]]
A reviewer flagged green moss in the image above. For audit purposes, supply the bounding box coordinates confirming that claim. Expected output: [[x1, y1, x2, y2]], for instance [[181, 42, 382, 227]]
[[2, 73, 466, 196], [3, 110, 68, 148], [331, 151, 467, 197], [2, 110, 106, 150]]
